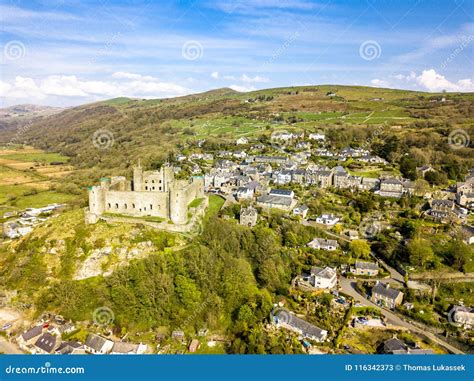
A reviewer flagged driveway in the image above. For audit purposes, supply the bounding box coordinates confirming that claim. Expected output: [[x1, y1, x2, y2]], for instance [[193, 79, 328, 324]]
[[339, 277, 464, 354]]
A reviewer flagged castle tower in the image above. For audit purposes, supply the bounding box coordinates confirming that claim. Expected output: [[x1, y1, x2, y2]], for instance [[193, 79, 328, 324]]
[[169, 182, 187, 225], [133, 159, 143, 191], [86, 184, 107, 224], [161, 164, 175, 193]]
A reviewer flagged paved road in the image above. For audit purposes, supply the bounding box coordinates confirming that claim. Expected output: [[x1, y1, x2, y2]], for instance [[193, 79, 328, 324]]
[[0, 336, 22, 354], [339, 277, 464, 354]]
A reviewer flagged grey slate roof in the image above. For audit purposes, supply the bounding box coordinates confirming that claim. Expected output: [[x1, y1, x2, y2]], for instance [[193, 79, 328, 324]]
[[257, 194, 293, 206], [21, 325, 43, 341], [355, 261, 379, 271], [85, 333, 110, 352], [269, 189, 293, 197], [34, 332, 56, 353], [275, 310, 326, 340], [372, 283, 402, 301]]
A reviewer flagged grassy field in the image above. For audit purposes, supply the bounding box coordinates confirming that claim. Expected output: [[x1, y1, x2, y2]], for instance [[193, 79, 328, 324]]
[[0, 147, 78, 212], [205, 195, 225, 219], [0, 152, 69, 164]]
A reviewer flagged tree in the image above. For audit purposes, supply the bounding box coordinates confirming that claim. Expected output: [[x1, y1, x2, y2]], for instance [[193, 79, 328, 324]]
[[424, 170, 448, 186], [349, 239, 371, 259], [407, 238, 434, 268], [447, 240, 473, 272]]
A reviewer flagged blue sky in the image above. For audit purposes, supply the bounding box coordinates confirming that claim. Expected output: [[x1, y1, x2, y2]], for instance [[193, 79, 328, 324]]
[[0, 0, 473, 106]]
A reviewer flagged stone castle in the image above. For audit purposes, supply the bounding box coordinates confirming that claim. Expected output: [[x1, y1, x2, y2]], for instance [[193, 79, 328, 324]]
[[86, 161, 204, 225]]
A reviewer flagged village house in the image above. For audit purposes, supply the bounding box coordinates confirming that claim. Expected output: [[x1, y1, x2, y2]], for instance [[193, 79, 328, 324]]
[[378, 178, 404, 198], [315, 214, 340, 226], [274, 310, 328, 342], [307, 266, 337, 289], [291, 169, 306, 184], [308, 132, 325, 141], [428, 199, 460, 223], [111, 342, 148, 354], [359, 177, 380, 191], [188, 339, 200, 353], [275, 169, 293, 185], [17, 325, 43, 351], [271, 131, 294, 141], [293, 204, 309, 219], [460, 225, 474, 245], [351, 261, 379, 276], [236, 186, 254, 200], [253, 155, 288, 165], [240, 206, 258, 227], [84, 333, 114, 354], [449, 305, 474, 329], [256, 189, 295, 210], [381, 337, 434, 354], [55, 341, 85, 355], [307, 238, 339, 251], [456, 177, 474, 208], [32, 332, 57, 354], [345, 229, 359, 240], [236, 137, 249, 145], [416, 165, 434, 177], [371, 282, 403, 309]]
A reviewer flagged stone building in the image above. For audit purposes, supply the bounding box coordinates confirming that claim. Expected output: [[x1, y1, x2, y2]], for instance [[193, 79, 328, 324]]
[[86, 161, 205, 225], [240, 206, 258, 227]]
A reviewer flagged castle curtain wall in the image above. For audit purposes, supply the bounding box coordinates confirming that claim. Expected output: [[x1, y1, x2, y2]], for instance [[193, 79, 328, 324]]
[[104, 191, 169, 218]]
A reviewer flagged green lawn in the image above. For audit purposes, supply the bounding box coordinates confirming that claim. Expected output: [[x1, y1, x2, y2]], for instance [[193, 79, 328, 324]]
[[205, 195, 225, 219], [188, 197, 204, 208], [9, 191, 77, 209], [0, 152, 70, 164], [103, 213, 166, 223]]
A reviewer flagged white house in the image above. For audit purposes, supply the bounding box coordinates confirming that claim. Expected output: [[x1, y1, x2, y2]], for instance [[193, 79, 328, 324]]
[[84, 333, 114, 354], [293, 204, 309, 219], [309, 266, 337, 289], [307, 238, 339, 251], [236, 187, 254, 200], [308, 133, 325, 141], [236, 137, 249, 145], [315, 214, 340, 226]]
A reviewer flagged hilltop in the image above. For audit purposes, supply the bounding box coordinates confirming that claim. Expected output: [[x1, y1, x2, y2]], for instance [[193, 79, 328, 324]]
[[0, 84, 472, 178]]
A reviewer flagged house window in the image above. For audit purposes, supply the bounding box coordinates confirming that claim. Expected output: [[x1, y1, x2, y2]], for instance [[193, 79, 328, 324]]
[[124, 204, 127, 209], [152, 180, 155, 183], [145, 186, 148, 190], [144, 207, 146, 211], [152, 187, 155, 190], [132, 204, 136, 208], [108, 203, 111, 208], [150, 204, 153, 210], [115, 203, 119, 209], [159, 187, 162, 191]]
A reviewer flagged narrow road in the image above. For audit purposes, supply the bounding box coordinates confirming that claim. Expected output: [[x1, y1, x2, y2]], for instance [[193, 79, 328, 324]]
[[339, 277, 464, 354]]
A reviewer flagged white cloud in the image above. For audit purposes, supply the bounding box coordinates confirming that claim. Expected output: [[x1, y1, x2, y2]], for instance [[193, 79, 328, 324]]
[[416, 69, 474, 92], [370, 79, 390, 87], [240, 74, 269, 83], [0, 72, 191, 104], [211, 71, 219, 79], [111, 72, 158, 81], [229, 84, 257, 92]]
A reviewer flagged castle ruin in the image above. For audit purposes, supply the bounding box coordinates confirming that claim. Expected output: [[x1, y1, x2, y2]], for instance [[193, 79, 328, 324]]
[[86, 161, 205, 225]]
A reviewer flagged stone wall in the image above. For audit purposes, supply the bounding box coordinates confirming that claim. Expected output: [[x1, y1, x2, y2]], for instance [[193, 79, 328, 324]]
[[104, 190, 169, 219]]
